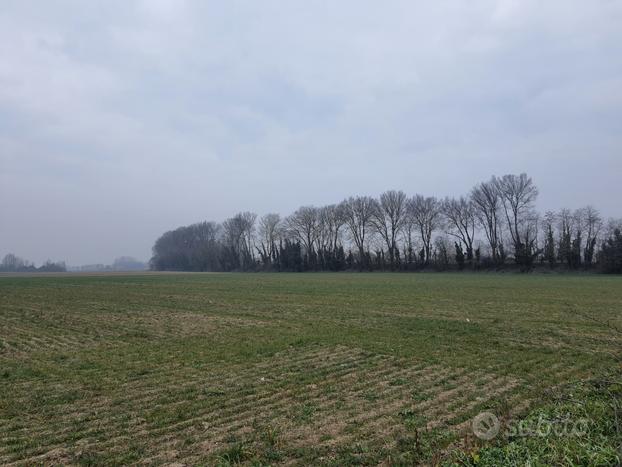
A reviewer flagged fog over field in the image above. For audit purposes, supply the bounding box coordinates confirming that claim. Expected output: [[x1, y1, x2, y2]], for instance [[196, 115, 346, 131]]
[[1, 1, 621, 265]]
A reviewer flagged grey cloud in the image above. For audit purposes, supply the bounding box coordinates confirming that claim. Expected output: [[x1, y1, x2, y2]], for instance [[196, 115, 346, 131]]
[[1, 0, 621, 264]]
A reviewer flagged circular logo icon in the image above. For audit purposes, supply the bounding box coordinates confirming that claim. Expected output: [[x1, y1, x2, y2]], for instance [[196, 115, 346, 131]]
[[472, 411, 500, 440]]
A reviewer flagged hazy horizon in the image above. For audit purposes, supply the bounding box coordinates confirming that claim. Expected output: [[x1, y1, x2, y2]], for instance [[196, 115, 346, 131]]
[[1, 1, 621, 265]]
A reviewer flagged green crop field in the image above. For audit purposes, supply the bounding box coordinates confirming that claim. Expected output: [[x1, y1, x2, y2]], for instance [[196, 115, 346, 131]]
[[1, 273, 621, 465]]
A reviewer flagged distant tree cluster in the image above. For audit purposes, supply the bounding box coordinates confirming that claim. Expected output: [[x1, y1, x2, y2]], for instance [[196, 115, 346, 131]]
[[66, 257, 147, 272], [150, 173, 622, 274], [111, 257, 147, 271], [0, 254, 66, 273]]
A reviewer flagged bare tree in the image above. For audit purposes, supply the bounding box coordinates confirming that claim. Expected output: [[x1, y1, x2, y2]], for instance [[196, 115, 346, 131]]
[[342, 196, 377, 269], [557, 208, 575, 236], [223, 212, 257, 270], [542, 210, 557, 267], [556, 208, 578, 267], [401, 205, 418, 267], [604, 218, 622, 237], [494, 173, 539, 268], [317, 205, 345, 253], [256, 213, 282, 268], [433, 235, 452, 269], [471, 178, 503, 264], [442, 196, 476, 265], [409, 195, 442, 265], [0, 253, 30, 272], [2, 253, 22, 270], [286, 206, 320, 267], [580, 206, 602, 265], [371, 190, 408, 269]]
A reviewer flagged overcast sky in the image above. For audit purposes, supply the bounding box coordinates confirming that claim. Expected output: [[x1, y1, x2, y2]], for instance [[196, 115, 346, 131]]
[[1, 0, 621, 265]]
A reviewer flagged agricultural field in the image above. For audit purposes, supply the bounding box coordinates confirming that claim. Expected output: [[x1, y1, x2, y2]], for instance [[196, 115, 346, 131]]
[[1, 272, 621, 465]]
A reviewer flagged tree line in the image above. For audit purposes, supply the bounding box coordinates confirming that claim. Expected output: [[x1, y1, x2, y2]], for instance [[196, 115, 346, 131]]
[[150, 173, 622, 274], [0, 254, 67, 273], [0, 254, 147, 273]]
